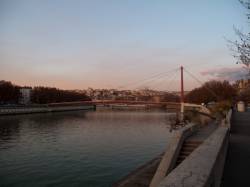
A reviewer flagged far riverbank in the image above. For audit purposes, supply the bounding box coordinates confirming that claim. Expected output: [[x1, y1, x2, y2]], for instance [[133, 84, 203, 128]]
[[0, 103, 96, 116]]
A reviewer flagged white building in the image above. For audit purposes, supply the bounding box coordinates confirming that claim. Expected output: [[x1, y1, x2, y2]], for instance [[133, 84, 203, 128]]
[[19, 88, 32, 105]]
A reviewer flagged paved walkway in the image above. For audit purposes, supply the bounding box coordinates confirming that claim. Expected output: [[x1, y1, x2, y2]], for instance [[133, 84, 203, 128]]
[[187, 121, 218, 142], [221, 109, 250, 187]]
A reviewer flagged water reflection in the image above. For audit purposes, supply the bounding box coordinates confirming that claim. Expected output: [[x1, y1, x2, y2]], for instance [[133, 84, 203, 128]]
[[0, 111, 88, 144], [0, 117, 21, 143], [0, 111, 171, 187]]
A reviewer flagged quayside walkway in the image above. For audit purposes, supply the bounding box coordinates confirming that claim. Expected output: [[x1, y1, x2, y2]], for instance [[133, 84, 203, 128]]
[[221, 110, 250, 187]]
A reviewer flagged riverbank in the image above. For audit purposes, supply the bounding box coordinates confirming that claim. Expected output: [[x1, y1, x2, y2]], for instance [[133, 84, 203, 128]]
[[0, 104, 96, 115]]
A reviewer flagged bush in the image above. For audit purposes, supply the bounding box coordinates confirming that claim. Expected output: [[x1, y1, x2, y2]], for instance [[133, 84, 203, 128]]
[[209, 101, 232, 120]]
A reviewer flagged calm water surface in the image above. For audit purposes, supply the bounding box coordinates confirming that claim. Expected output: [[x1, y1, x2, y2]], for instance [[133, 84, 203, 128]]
[[0, 111, 172, 187]]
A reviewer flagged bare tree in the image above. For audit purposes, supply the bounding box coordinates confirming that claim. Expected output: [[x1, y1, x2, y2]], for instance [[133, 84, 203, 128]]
[[229, 0, 250, 77]]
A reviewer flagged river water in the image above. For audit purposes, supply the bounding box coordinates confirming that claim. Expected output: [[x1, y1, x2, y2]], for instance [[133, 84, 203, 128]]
[[0, 111, 172, 187]]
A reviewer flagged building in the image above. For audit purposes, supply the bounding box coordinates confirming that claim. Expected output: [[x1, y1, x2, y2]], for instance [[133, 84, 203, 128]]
[[237, 79, 250, 92], [19, 87, 32, 105]]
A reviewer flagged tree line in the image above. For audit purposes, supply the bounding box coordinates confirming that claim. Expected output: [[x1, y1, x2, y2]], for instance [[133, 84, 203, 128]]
[[185, 80, 238, 104], [31, 87, 90, 104], [1, 79, 249, 105], [0, 80, 90, 104], [0, 80, 20, 104]]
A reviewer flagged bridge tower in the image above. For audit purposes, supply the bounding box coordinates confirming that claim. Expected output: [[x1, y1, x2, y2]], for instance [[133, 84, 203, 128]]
[[180, 66, 184, 121], [180, 66, 184, 103]]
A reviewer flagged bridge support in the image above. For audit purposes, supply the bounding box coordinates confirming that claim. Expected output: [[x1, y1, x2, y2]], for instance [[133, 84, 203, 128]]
[[180, 66, 184, 103], [180, 66, 184, 121]]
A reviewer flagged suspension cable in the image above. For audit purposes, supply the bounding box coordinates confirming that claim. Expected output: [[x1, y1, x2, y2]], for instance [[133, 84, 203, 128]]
[[134, 69, 178, 90], [118, 67, 179, 89], [183, 67, 219, 100]]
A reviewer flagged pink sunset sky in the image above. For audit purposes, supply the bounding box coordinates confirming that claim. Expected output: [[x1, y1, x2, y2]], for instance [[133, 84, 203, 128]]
[[0, 0, 248, 91]]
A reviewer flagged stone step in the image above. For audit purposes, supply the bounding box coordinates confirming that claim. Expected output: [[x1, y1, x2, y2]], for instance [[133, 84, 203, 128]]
[[176, 157, 185, 162], [177, 155, 187, 160], [181, 147, 196, 152], [185, 140, 202, 144], [175, 140, 202, 168], [179, 151, 191, 156], [182, 143, 199, 148]]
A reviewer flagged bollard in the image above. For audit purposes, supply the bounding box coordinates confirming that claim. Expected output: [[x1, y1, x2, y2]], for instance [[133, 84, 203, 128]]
[[237, 101, 245, 112]]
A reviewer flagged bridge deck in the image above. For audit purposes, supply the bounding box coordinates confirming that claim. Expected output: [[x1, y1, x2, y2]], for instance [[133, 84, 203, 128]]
[[221, 109, 250, 187]]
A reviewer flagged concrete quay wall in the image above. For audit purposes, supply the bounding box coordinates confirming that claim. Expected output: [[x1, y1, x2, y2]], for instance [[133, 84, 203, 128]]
[[150, 123, 198, 187], [158, 124, 230, 187]]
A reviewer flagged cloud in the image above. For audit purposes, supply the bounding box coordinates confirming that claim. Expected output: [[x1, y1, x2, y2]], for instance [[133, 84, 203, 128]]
[[201, 67, 249, 82]]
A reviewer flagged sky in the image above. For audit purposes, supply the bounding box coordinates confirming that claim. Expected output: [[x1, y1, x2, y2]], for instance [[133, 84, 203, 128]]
[[0, 0, 248, 91]]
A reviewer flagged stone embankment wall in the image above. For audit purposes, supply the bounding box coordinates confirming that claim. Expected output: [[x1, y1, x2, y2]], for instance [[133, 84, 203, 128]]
[[0, 105, 95, 115], [157, 110, 232, 187], [150, 123, 198, 187]]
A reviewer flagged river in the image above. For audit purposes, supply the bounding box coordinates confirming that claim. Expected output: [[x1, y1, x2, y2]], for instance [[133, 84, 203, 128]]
[[0, 110, 172, 187]]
